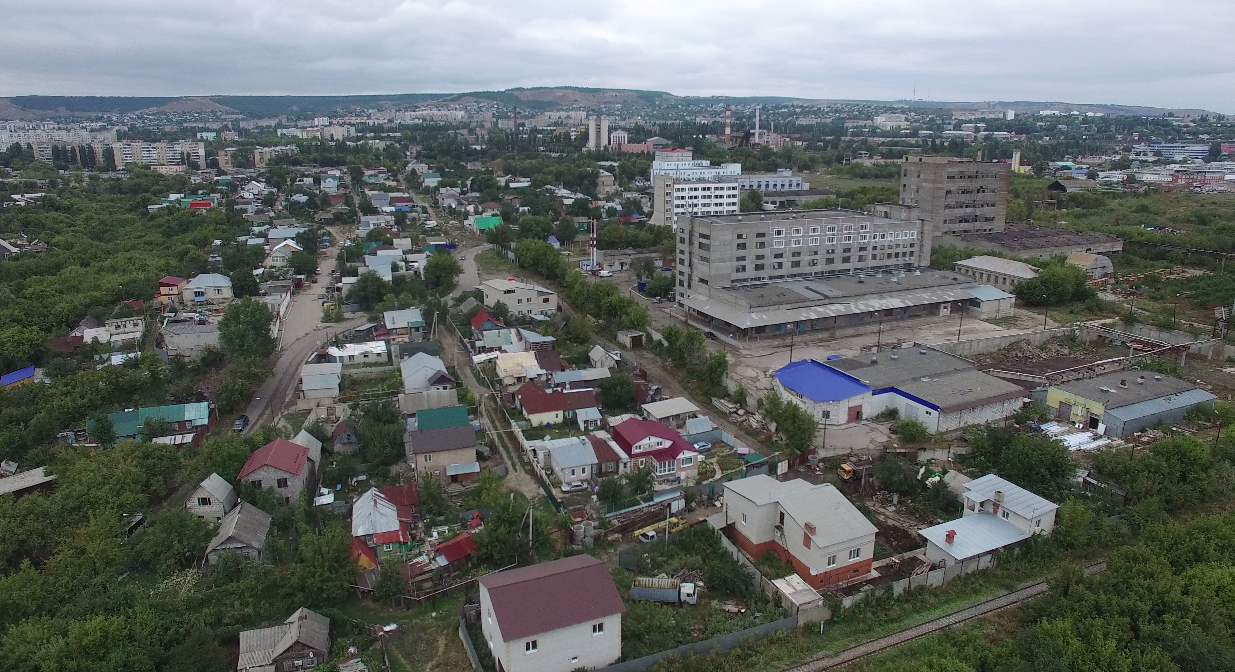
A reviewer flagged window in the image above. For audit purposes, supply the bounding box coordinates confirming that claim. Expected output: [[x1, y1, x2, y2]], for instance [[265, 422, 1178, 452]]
[[809, 226, 820, 234], [735, 265, 746, 273], [808, 237, 819, 245], [423, 454, 432, 463], [543, 297, 550, 303], [790, 261, 801, 268], [825, 236, 836, 244], [842, 224, 853, 232], [741, 512, 747, 524], [809, 259, 819, 267], [754, 264, 765, 271], [1034, 518, 1042, 528], [859, 234, 869, 242], [276, 478, 289, 489], [197, 497, 212, 507], [250, 480, 262, 489], [859, 223, 870, 231], [593, 622, 605, 635], [773, 262, 784, 270], [570, 468, 576, 476], [755, 241, 766, 249], [773, 228, 785, 237], [842, 235, 853, 243], [736, 242, 747, 250], [791, 238, 802, 247], [773, 240, 785, 248], [826, 225, 837, 233], [791, 227, 802, 236], [849, 548, 862, 560], [756, 232, 766, 238], [736, 233, 747, 239], [525, 640, 538, 653], [827, 555, 837, 567], [736, 255, 747, 261], [1002, 510, 1010, 520]]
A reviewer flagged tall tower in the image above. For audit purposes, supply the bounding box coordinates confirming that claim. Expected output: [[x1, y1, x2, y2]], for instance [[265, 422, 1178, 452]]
[[586, 116, 608, 150]]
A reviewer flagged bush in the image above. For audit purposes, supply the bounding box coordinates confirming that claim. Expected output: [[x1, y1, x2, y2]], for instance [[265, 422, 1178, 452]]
[[894, 418, 929, 442]]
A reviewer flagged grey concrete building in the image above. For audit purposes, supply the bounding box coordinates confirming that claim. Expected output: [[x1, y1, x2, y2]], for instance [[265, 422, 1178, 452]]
[[676, 208, 930, 296], [954, 256, 1039, 289], [898, 156, 1010, 235]]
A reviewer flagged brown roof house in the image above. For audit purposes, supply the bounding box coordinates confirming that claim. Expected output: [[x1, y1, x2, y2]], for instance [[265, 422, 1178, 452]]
[[404, 425, 479, 483], [205, 502, 272, 565], [237, 607, 331, 672], [479, 555, 625, 672]]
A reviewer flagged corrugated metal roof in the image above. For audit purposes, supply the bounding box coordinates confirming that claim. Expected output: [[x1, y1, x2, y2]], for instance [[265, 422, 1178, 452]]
[[955, 256, 1039, 278], [964, 284, 1015, 301], [1103, 388, 1217, 422], [965, 474, 1058, 519], [919, 512, 1031, 561], [642, 397, 700, 418]]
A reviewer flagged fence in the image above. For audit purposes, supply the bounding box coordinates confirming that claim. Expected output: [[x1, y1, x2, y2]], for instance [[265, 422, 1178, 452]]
[[458, 615, 486, 672], [929, 327, 1074, 358], [599, 616, 800, 672]]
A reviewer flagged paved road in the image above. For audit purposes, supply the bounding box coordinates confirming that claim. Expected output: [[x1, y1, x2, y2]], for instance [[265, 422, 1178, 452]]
[[780, 562, 1107, 672]]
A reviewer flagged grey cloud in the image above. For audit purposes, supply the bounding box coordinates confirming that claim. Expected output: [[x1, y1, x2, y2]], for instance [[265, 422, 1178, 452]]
[[1, 0, 1233, 111]]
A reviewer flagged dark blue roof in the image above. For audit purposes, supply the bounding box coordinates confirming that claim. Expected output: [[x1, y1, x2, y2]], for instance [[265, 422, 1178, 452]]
[[775, 360, 871, 402], [1, 365, 35, 387]]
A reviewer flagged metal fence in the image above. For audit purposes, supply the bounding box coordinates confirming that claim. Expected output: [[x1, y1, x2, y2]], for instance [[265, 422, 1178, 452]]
[[458, 615, 486, 672], [600, 616, 800, 672]]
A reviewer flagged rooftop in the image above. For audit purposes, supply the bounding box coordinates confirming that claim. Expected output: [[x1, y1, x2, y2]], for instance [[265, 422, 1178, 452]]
[[479, 555, 625, 641], [0, 467, 56, 496], [725, 475, 878, 552], [894, 368, 1028, 413], [948, 225, 1122, 253], [964, 474, 1058, 519], [404, 425, 477, 455], [919, 513, 1031, 562], [238, 439, 310, 479], [1054, 370, 1198, 410], [955, 256, 1039, 279], [827, 348, 974, 390], [481, 278, 555, 294], [1103, 388, 1218, 423], [206, 502, 272, 556], [641, 396, 700, 418], [775, 360, 871, 402]]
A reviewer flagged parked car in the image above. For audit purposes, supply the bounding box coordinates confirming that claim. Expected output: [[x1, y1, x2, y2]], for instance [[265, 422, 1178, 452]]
[[638, 530, 658, 543], [232, 415, 250, 432], [597, 270, 613, 278], [692, 441, 713, 453], [560, 481, 588, 494]]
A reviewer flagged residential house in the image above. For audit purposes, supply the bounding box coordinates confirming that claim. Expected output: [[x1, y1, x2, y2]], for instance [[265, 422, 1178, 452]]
[[954, 256, 1038, 289], [514, 383, 598, 427], [415, 405, 470, 431], [470, 309, 504, 334], [588, 345, 619, 370], [404, 425, 479, 482], [332, 421, 360, 455], [549, 368, 611, 390], [399, 352, 458, 414], [1046, 370, 1216, 437], [611, 418, 700, 484], [0, 467, 57, 499], [156, 276, 188, 308], [238, 439, 316, 504], [480, 278, 558, 316], [184, 273, 234, 304], [550, 440, 597, 487], [265, 239, 303, 268], [292, 429, 323, 467], [205, 502, 272, 565], [535, 350, 569, 373], [576, 407, 603, 432], [186, 473, 238, 522], [1, 366, 37, 388], [237, 608, 330, 672], [300, 362, 343, 401], [1065, 252, 1113, 279], [724, 475, 878, 590], [495, 351, 544, 386], [160, 320, 220, 359], [478, 555, 625, 672], [919, 474, 1058, 567], [266, 225, 306, 247], [100, 401, 212, 442], [588, 434, 629, 476], [435, 533, 478, 574], [352, 486, 418, 555], [383, 308, 425, 344], [327, 341, 388, 365], [640, 397, 700, 430]]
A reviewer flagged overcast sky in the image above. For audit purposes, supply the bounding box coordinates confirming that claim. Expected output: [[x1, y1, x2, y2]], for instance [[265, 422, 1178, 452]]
[[3, 0, 1234, 112]]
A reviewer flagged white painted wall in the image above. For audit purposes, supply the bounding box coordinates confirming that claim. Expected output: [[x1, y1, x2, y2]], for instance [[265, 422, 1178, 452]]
[[481, 585, 621, 672]]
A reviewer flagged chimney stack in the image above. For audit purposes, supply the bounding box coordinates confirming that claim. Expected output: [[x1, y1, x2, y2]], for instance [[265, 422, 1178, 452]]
[[945, 529, 956, 544]]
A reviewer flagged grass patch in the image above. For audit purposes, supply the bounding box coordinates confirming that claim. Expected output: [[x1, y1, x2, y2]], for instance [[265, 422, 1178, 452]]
[[283, 410, 310, 434], [335, 595, 473, 672], [475, 248, 517, 274], [982, 315, 1020, 328]]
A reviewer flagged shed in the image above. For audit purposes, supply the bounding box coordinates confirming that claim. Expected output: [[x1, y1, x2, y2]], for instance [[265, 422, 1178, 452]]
[[1065, 252, 1113, 280], [205, 502, 272, 564], [186, 473, 238, 522]]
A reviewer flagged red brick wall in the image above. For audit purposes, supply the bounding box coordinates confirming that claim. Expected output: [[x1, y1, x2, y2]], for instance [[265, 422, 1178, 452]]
[[731, 526, 872, 591]]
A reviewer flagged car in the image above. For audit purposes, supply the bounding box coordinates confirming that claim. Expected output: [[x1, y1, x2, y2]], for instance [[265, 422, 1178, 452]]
[[317, 293, 326, 299], [597, 270, 613, 278], [638, 530, 658, 543], [704, 331, 718, 340], [232, 415, 250, 432], [693, 441, 713, 453], [560, 481, 588, 494]]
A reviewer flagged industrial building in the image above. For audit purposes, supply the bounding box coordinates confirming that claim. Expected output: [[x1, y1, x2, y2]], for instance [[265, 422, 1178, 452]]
[[898, 156, 1010, 235], [737, 170, 808, 192], [954, 256, 1039, 289], [1045, 370, 1216, 438], [937, 225, 1123, 260]]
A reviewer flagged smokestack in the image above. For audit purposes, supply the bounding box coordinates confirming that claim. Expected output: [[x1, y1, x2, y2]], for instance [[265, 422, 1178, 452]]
[[755, 105, 761, 145], [945, 530, 956, 544], [725, 105, 732, 139]]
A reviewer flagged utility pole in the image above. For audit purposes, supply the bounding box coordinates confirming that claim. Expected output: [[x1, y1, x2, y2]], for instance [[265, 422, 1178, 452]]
[[788, 329, 795, 365], [957, 304, 964, 342], [876, 318, 883, 351]]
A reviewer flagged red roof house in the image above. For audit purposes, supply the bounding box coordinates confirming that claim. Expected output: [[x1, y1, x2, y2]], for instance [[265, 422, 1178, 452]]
[[514, 383, 597, 425], [611, 418, 699, 479], [351, 536, 378, 570], [237, 439, 314, 503], [588, 434, 627, 476], [469, 309, 504, 333], [436, 533, 478, 571]]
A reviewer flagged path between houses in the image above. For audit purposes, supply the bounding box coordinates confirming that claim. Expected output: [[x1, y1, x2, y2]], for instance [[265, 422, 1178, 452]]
[[778, 561, 1107, 672]]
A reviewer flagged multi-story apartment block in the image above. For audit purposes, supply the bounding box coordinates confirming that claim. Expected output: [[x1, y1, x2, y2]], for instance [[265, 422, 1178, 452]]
[[649, 158, 741, 182], [586, 116, 608, 150], [253, 145, 299, 169], [897, 156, 1009, 235], [109, 141, 206, 168], [737, 169, 808, 192], [649, 175, 741, 227], [675, 208, 930, 295]]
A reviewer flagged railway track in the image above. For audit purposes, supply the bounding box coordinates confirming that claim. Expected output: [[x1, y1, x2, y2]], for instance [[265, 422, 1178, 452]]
[[780, 562, 1106, 672]]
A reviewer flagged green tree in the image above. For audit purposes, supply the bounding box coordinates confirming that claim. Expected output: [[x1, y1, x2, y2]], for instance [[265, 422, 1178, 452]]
[[517, 215, 554, 240], [895, 418, 929, 442], [373, 557, 409, 603], [289, 250, 318, 276], [89, 413, 116, 447], [645, 274, 674, 298], [597, 373, 637, 413], [554, 215, 578, 245], [418, 472, 450, 518], [288, 524, 353, 608], [875, 456, 922, 495], [740, 189, 764, 212], [423, 251, 462, 291], [229, 268, 261, 299], [218, 298, 275, 359], [345, 273, 392, 311], [630, 256, 657, 281]]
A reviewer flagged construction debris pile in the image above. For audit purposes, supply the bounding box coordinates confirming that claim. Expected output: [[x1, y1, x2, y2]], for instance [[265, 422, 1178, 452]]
[[975, 339, 1078, 368], [1035, 421, 1114, 452]]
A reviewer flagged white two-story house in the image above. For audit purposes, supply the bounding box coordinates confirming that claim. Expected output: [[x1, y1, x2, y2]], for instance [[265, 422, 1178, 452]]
[[610, 418, 699, 484]]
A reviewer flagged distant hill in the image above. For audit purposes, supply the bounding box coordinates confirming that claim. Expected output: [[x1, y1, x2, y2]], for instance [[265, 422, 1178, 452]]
[[0, 88, 1220, 119]]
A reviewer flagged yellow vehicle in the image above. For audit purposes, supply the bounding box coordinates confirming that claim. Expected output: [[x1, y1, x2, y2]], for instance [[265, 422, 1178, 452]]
[[838, 463, 856, 480], [631, 517, 685, 540]]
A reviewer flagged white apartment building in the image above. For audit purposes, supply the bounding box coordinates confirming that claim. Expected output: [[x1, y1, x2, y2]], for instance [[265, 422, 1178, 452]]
[[480, 278, 558, 316], [649, 175, 740, 226], [253, 145, 299, 169], [609, 130, 629, 146], [586, 116, 609, 150], [110, 141, 206, 167], [649, 159, 741, 182]]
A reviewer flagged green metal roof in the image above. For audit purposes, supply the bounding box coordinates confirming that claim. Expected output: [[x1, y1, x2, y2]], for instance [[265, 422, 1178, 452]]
[[474, 216, 502, 230], [417, 405, 470, 431], [105, 402, 211, 439]]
